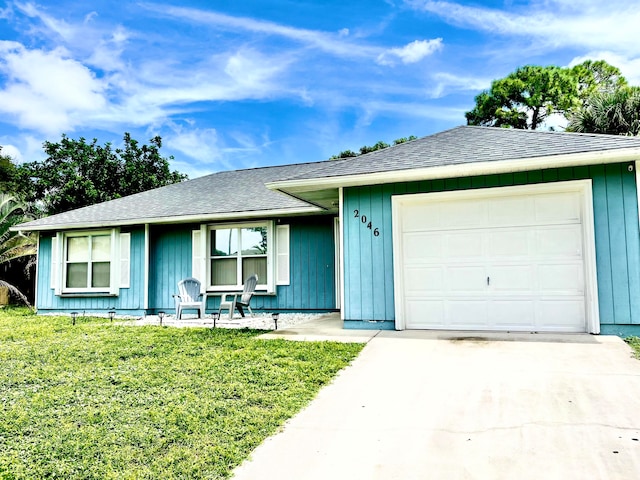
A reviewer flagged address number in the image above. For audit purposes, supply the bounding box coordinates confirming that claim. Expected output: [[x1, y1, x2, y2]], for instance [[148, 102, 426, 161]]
[[354, 209, 380, 237]]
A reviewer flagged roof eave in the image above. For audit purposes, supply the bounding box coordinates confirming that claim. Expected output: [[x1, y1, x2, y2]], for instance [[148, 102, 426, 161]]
[[14, 206, 324, 232], [267, 148, 640, 194]]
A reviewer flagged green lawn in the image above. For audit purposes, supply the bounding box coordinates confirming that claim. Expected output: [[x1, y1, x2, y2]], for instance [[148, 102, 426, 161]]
[[0, 308, 364, 479], [626, 336, 640, 359]]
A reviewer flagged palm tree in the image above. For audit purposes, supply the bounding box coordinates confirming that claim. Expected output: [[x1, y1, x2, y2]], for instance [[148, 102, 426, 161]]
[[0, 193, 36, 308], [567, 87, 640, 136]]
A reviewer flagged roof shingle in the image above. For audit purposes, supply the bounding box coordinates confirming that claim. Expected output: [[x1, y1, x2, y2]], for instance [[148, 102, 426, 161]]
[[18, 126, 640, 231]]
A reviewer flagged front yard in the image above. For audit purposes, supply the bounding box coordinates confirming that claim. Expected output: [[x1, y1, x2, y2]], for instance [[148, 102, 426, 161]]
[[626, 336, 640, 358], [0, 309, 364, 479]]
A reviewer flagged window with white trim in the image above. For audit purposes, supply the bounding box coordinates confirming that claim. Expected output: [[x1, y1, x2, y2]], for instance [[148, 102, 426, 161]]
[[208, 223, 269, 290], [52, 230, 130, 295], [65, 233, 111, 289]]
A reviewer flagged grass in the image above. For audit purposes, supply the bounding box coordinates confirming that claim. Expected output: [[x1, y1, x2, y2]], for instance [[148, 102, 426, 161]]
[[625, 336, 640, 359], [0, 308, 364, 479]]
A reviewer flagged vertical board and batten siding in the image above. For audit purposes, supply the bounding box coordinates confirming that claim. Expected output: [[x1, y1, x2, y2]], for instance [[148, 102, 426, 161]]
[[148, 217, 336, 313], [342, 163, 640, 331], [148, 225, 195, 311], [36, 228, 145, 314], [264, 216, 335, 311]]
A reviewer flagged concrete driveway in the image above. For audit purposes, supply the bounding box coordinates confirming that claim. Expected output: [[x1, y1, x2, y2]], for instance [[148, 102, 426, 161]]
[[232, 331, 640, 480]]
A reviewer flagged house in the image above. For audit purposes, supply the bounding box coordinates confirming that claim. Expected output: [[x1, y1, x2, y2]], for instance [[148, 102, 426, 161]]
[[17, 126, 640, 335]]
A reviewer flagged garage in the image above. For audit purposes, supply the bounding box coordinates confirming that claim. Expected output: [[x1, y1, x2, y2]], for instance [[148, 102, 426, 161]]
[[392, 181, 599, 333]]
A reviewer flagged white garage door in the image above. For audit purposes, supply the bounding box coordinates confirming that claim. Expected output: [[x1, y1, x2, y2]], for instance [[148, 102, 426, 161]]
[[393, 182, 596, 333]]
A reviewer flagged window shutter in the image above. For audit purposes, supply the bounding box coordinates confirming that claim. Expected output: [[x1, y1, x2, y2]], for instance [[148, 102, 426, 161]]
[[276, 225, 290, 286], [119, 233, 131, 288], [51, 234, 61, 293], [192, 227, 206, 290]]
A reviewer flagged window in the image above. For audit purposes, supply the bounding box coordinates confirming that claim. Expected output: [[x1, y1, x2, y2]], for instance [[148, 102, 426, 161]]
[[209, 224, 268, 289], [65, 234, 112, 289], [52, 230, 130, 295]]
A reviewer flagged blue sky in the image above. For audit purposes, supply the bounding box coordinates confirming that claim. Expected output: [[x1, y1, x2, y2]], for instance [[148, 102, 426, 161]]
[[1, 1, 639, 178]]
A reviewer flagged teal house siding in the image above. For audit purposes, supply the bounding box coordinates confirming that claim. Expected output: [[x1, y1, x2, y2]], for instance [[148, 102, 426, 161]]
[[147, 217, 337, 314], [343, 163, 640, 332], [36, 228, 146, 315], [343, 185, 396, 329], [206, 217, 337, 312], [148, 224, 196, 312]]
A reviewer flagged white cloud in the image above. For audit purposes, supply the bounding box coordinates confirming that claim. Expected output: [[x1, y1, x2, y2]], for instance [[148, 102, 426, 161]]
[[0, 144, 23, 162], [143, 3, 381, 59], [166, 128, 224, 165], [86, 25, 129, 72], [377, 38, 443, 65], [16, 1, 79, 42], [165, 127, 274, 177], [0, 42, 106, 134], [144, 2, 438, 66], [429, 72, 492, 98], [0, 134, 45, 164], [406, 0, 640, 55]]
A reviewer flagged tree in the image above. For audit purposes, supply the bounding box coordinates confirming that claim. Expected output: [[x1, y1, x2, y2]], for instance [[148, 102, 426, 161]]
[[393, 136, 417, 145], [567, 87, 640, 136], [359, 140, 390, 154], [16, 133, 187, 216], [465, 60, 628, 130], [0, 148, 17, 193], [0, 194, 36, 307], [330, 136, 416, 159], [570, 60, 627, 104], [465, 65, 579, 129]]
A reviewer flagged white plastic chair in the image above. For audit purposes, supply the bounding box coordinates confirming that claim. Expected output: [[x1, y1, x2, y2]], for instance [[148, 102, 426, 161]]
[[218, 274, 258, 319], [172, 277, 206, 319]]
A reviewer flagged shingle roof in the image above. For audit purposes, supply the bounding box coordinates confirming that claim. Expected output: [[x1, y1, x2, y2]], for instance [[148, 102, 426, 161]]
[[18, 125, 640, 231], [18, 162, 325, 230], [280, 126, 640, 181]]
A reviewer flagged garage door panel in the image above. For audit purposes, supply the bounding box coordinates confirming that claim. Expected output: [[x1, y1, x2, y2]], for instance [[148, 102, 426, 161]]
[[403, 203, 443, 231], [489, 265, 534, 292], [448, 300, 489, 327], [404, 233, 442, 262], [488, 196, 535, 226], [535, 226, 583, 257], [396, 185, 589, 332], [538, 264, 584, 294], [404, 267, 443, 294], [447, 266, 486, 292], [444, 232, 484, 259], [537, 300, 586, 331], [487, 230, 531, 257], [440, 200, 487, 229], [405, 300, 445, 328], [534, 192, 581, 223], [490, 300, 535, 328]]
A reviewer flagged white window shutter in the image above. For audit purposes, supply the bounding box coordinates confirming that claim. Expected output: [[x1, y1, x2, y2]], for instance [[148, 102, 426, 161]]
[[119, 233, 131, 288], [51, 234, 61, 293], [276, 225, 290, 286], [192, 227, 206, 290]]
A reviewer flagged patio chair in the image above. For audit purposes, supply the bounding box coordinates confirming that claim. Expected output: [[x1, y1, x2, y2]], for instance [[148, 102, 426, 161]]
[[218, 274, 258, 319], [172, 277, 206, 319]]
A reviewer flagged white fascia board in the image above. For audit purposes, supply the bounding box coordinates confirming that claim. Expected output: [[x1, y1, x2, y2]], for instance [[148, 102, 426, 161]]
[[267, 148, 640, 194], [14, 206, 323, 232]]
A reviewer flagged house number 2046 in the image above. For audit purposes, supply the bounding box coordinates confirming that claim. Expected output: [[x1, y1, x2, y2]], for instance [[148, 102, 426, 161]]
[[353, 209, 380, 237]]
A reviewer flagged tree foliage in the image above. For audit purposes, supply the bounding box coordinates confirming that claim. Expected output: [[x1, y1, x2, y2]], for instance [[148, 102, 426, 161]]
[[330, 136, 417, 159], [0, 193, 35, 307], [465, 65, 578, 129], [570, 60, 627, 104], [0, 148, 17, 193], [15, 133, 187, 216], [567, 86, 640, 136], [465, 60, 628, 130]]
